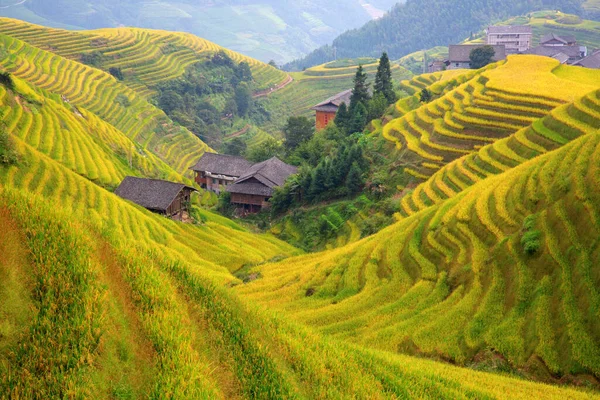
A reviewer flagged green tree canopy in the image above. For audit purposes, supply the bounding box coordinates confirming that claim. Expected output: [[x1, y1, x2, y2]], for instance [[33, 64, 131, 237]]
[[350, 65, 370, 112], [469, 46, 496, 69], [283, 116, 314, 152], [223, 137, 247, 156], [246, 137, 284, 162], [374, 52, 396, 104]]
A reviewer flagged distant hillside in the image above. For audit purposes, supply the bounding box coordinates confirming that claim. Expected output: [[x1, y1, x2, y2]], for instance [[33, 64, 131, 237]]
[[0, 0, 399, 63], [284, 0, 591, 71]]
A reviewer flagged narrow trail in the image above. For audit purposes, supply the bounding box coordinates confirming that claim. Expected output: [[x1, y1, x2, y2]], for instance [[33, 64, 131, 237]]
[[252, 75, 293, 98], [226, 124, 251, 139]]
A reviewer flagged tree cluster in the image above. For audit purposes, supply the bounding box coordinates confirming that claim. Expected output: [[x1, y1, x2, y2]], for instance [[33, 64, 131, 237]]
[[336, 53, 395, 135], [154, 51, 255, 147], [271, 125, 369, 215], [469, 45, 496, 69]]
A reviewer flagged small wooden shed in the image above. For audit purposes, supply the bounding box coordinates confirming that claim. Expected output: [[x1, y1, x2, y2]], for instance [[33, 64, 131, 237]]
[[115, 176, 196, 219]]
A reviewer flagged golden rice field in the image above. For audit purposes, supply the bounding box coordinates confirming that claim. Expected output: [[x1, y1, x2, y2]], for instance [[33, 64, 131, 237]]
[[0, 17, 288, 96], [383, 56, 600, 181], [238, 104, 600, 382], [1, 108, 597, 399], [0, 30, 212, 179], [0, 16, 599, 398]]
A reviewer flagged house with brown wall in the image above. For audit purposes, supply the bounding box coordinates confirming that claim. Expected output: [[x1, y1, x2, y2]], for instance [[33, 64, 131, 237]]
[[227, 157, 298, 213], [311, 89, 352, 130]]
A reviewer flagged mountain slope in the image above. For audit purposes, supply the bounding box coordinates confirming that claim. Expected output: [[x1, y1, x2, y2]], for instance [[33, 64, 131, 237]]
[[285, 0, 590, 70], [383, 55, 598, 182], [0, 52, 595, 399], [0, 0, 399, 63], [237, 92, 600, 380]]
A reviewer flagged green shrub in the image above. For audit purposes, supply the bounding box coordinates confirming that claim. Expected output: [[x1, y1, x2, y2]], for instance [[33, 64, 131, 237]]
[[521, 230, 541, 255], [0, 72, 15, 90]]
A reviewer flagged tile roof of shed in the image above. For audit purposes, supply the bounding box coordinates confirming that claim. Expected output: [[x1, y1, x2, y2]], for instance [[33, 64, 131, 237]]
[[190, 152, 253, 177], [115, 176, 196, 212]]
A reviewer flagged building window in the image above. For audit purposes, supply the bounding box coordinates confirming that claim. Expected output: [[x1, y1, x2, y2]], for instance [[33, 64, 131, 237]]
[[212, 178, 217, 184]]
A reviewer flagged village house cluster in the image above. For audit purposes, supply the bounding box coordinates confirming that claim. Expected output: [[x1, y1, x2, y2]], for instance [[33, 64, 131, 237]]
[[429, 25, 600, 72], [114, 153, 297, 219]]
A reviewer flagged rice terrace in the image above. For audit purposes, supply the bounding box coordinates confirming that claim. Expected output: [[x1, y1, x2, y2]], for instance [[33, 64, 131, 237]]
[[0, 1, 600, 399]]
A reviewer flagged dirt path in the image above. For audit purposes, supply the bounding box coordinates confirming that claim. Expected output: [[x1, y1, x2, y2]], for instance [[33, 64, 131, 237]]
[[252, 75, 293, 98], [226, 124, 251, 139]]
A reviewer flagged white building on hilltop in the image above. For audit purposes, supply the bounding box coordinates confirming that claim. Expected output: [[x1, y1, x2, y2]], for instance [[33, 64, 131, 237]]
[[486, 25, 533, 54]]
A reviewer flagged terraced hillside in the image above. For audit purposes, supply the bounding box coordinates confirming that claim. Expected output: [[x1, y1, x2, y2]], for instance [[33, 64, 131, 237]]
[[382, 56, 599, 181], [237, 91, 600, 381], [0, 17, 289, 98], [260, 59, 412, 133], [0, 43, 595, 400], [0, 30, 214, 178], [0, 77, 596, 400]]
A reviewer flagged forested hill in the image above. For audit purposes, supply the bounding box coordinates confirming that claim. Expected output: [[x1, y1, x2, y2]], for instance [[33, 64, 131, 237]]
[[284, 0, 589, 70]]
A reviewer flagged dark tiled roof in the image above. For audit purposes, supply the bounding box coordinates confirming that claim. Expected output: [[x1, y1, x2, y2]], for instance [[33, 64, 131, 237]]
[[524, 45, 582, 58], [487, 25, 532, 34], [115, 176, 196, 212], [574, 52, 600, 69], [228, 181, 274, 197], [227, 157, 298, 196], [190, 152, 253, 177], [311, 89, 352, 112], [448, 45, 506, 63], [540, 33, 576, 45], [552, 52, 569, 64]]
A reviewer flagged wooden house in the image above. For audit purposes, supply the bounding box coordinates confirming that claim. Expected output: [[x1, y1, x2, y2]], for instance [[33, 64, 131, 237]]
[[115, 176, 196, 219], [524, 44, 587, 64], [311, 89, 352, 130], [573, 50, 600, 69], [447, 45, 506, 69], [540, 33, 577, 47], [227, 157, 298, 213], [190, 152, 253, 194]]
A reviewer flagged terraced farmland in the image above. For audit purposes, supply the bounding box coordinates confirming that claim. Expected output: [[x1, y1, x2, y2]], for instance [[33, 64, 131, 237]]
[[383, 56, 599, 181], [238, 103, 600, 380], [0, 32, 212, 178], [0, 15, 599, 399], [0, 17, 289, 96], [1, 104, 596, 399]]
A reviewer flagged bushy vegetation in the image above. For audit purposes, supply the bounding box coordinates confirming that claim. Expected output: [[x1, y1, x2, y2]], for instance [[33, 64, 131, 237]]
[[154, 51, 257, 147], [0, 127, 17, 165]]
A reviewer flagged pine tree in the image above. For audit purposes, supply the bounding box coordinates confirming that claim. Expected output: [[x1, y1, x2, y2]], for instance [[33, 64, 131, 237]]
[[350, 65, 370, 112], [334, 102, 350, 132], [348, 102, 368, 134], [368, 92, 388, 121], [345, 162, 363, 194], [375, 53, 395, 104], [309, 162, 327, 200]]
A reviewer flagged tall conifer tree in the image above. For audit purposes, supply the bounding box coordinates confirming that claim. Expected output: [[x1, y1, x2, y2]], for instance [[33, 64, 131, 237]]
[[350, 65, 370, 112], [374, 52, 396, 104]]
